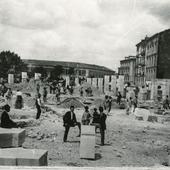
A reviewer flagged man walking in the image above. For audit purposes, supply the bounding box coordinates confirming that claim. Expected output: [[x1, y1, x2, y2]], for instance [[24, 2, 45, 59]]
[[63, 105, 81, 142]]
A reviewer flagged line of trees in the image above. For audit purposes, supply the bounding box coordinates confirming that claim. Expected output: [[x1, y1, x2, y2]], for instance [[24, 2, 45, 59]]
[[0, 50, 76, 82], [0, 51, 27, 79]]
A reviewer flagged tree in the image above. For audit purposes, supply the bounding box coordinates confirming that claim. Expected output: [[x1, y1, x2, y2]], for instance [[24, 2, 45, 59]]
[[33, 66, 47, 79], [50, 65, 64, 80], [0, 51, 27, 78]]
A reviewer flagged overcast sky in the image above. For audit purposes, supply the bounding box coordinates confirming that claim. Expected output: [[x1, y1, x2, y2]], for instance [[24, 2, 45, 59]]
[[0, 0, 170, 71]]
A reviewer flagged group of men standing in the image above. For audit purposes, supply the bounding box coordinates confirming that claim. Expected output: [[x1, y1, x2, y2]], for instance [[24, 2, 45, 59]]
[[63, 105, 107, 146]]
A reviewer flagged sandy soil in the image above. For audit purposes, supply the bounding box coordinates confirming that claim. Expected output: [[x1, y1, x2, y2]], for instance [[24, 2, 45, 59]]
[[20, 103, 170, 167], [2, 83, 170, 167]]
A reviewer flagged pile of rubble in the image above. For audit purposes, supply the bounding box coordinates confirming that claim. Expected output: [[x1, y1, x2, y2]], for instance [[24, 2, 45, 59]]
[[58, 97, 85, 108]]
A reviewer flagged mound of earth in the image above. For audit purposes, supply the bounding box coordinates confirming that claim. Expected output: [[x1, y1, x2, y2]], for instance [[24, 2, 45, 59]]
[[58, 97, 85, 108]]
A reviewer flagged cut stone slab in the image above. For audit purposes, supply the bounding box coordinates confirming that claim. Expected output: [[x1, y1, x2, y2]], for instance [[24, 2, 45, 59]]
[[134, 108, 151, 121], [147, 115, 158, 122], [81, 125, 95, 135], [80, 125, 95, 159], [0, 128, 25, 148], [0, 148, 48, 166], [135, 116, 143, 121]]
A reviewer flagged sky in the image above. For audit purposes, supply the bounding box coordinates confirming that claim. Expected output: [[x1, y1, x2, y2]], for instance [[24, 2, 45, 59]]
[[0, 0, 170, 71]]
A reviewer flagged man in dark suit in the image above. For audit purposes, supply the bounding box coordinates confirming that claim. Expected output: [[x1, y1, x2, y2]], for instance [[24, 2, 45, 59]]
[[99, 106, 107, 146], [1, 104, 18, 128], [63, 105, 81, 142]]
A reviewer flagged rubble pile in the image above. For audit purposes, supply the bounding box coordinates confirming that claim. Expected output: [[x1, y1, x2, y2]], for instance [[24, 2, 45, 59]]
[[58, 97, 85, 108]]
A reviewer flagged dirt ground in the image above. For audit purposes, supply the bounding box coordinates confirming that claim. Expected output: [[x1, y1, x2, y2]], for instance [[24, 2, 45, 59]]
[[19, 102, 170, 167], [2, 83, 170, 167]]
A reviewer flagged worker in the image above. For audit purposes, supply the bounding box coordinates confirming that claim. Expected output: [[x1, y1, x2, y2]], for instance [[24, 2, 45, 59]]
[[1, 104, 18, 128], [63, 106, 81, 142], [15, 89, 23, 109], [99, 106, 107, 146], [163, 95, 170, 110], [81, 106, 91, 125], [117, 92, 122, 105], [35, 93, 42, 119], [91, 108, 100, 132], [43, 87, 48, 103]]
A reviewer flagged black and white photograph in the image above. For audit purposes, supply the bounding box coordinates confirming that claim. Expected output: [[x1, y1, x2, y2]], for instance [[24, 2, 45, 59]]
[[0, 0, 170, 168]]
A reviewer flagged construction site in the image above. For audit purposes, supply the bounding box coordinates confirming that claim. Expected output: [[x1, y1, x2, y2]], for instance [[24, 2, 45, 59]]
[[0, 75, 170, 167]]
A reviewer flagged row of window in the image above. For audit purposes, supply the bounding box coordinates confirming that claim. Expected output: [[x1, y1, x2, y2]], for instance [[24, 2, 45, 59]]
[[146, 68, 156, 80], [146, 54, 157, 67], [147, 40, 158, 50]]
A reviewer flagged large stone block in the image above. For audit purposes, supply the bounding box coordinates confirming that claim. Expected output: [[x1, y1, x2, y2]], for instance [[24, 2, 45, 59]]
[[147, 115, 158, 122], [0, 148, 48, 166], [80, 125, 95, 159], [134, 108, 151, 121], [0, 128, 25, 148], [81, 125, 95, 135]]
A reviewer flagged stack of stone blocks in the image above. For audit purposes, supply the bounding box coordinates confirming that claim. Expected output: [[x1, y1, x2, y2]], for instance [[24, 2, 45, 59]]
[[0, 127, 48, 166]]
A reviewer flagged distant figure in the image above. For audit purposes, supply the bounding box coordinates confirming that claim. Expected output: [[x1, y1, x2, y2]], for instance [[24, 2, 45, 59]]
[[35, 93, 42, 119], [163, 95, 169, 110], [117, 92, 122, 105], [91, 108, 100, 132], [0, 83, 7, 97], [55, 87, 60, 102], [36, 83, 40, 94], [126, 97, 133, 115], [103, 95, 110, 114], [1, 104, 18, 128], [99, 106, 107, 146], [108, 96, 112, 114], [81, 106, 91, 125], [79, 87, 84, 97], [69, 86, 74, 95], [43, 87, 48, 103], [5, 88, 13, 107], [63, 106, 81, 142], [15, 90, 23, 109], [133, 96, 138, 112]]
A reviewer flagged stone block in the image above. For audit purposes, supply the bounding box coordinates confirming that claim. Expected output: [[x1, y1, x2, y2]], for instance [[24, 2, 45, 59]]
[[81, 125, 95, 135], [147, 115, 158, 122], [0, 148, 48, 166], [134, 108, 151, 121], [80, 125, 95, 159], [135, 116, 143, 121], [0, 128, 25, 148]]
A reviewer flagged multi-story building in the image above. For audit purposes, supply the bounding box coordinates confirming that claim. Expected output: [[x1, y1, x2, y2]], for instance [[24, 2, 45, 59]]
[[135, 29, 170, 84], [118, 56, 136, 85], [119, 29, 170, 100], [135, 37, 147, 86], [23, 59, 115, 78]]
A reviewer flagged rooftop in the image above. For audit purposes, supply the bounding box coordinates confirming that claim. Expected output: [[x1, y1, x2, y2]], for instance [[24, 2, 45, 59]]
[[23, 59, 115, 73]]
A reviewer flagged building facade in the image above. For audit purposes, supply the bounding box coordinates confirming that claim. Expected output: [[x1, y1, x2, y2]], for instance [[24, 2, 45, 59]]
[[137, 29, 170, 84], [118, 56, 136, 85], [119, 29, 170, 100], [135, 38, 147, 86], [23, 59, 115, 78]]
